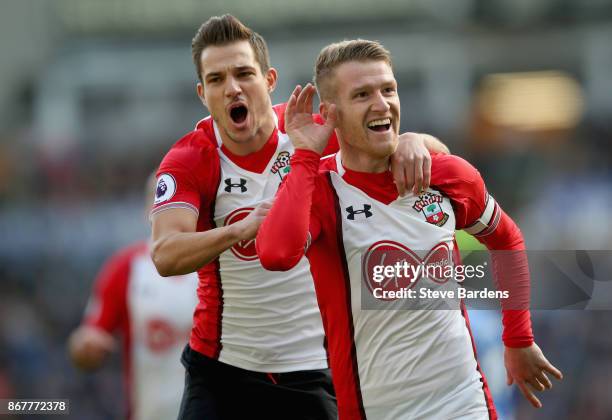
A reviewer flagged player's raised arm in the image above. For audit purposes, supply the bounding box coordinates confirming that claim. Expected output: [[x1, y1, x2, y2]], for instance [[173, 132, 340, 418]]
[[285, 84, 337, 154], [257, 84, 335, 271]]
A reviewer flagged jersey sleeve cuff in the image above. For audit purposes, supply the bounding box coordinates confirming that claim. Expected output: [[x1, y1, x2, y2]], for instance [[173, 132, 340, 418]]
[[294, 148, 322, 160], [150, 201, 199, 219], [503, 337, 535, 348]]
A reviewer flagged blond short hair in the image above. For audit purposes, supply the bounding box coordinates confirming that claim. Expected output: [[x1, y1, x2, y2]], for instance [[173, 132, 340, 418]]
[[314, 39, 392, 100]]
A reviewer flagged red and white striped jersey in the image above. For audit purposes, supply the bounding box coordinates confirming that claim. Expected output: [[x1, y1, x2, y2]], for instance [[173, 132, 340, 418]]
[[256, 150, 535, 419], [324, 154, 491, 419], [151, 104, 339, 372], [84, 241, 198, 420]]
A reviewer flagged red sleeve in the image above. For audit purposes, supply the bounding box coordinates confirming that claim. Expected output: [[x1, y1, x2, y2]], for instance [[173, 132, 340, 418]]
[[83, 243, 143, 333], [257, 149, 322, 271], [431, 154, 534, 348], [151, 131, 219, 217], [429, 154, 489, 230]]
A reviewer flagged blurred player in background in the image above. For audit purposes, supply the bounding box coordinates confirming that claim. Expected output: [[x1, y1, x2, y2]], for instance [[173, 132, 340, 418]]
[[150, 14, 449, 420], [257, 39, 563, 419], [68, 173, 198, 420]]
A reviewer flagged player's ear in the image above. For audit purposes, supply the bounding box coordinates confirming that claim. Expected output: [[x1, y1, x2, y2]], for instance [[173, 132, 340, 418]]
[[265, 67, 278, 93], [319, 101, 329, 120], [196, 82, 206, 104], [196, 82, 207, 108]]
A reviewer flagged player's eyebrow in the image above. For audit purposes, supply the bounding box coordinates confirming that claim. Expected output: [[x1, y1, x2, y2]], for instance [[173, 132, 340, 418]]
[[349, 79, 396, 96], [233, 65, 256, 72], [204, 71, 223, 81], [348, 82, 375, 96]]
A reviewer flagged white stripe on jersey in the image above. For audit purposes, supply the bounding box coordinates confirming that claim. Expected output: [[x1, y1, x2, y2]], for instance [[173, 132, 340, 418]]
[[212, 130, 327, 372]]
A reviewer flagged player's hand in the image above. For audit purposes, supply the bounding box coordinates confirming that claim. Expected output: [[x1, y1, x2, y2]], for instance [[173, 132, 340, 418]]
[[285, 84, 337, 155], [68, 326, 116, 371], [233, 200, 274, 241], [391, 133, 432, 196], [504, 342, 563, 408]]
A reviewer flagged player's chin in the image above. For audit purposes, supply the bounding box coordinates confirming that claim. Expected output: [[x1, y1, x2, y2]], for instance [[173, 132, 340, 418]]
[[369, 142, 396, 160], [368, 131, 395, 147], [227, 128, 255, 144], [226, 117, 251, 134], [224, 116, 251, 135]]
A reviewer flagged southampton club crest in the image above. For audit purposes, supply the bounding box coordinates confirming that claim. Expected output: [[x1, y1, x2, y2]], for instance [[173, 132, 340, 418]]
[[270, 151, 291, 180], [412, 192, 449, 226]]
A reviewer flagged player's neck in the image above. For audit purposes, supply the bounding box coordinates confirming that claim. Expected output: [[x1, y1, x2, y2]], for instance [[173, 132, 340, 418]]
[[219, 113, 276, 157], [341, 149, 389, 174]]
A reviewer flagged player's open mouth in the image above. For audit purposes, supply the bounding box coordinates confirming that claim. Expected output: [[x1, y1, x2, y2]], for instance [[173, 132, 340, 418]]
[[230, 104, 249, 125], [367, 118, 391, 132]]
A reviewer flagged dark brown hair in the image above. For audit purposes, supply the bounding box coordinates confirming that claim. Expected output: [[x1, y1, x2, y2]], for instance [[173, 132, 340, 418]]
[[191, 14, 270, 82], [314, 39, 392, 100]]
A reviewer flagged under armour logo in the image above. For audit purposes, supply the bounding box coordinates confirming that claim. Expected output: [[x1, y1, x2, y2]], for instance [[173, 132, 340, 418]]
[[346, 205, 373, 220], [224, 178, 248, 193]]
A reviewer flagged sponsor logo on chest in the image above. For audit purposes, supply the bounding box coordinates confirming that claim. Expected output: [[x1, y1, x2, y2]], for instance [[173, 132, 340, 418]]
[[224, 207, 258, 261], [363, 241, 454, 300]]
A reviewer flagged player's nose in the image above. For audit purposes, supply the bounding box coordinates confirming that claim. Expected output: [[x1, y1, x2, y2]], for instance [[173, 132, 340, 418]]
[[225, 77, 242, 97], [370, 91, 390, 113]]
